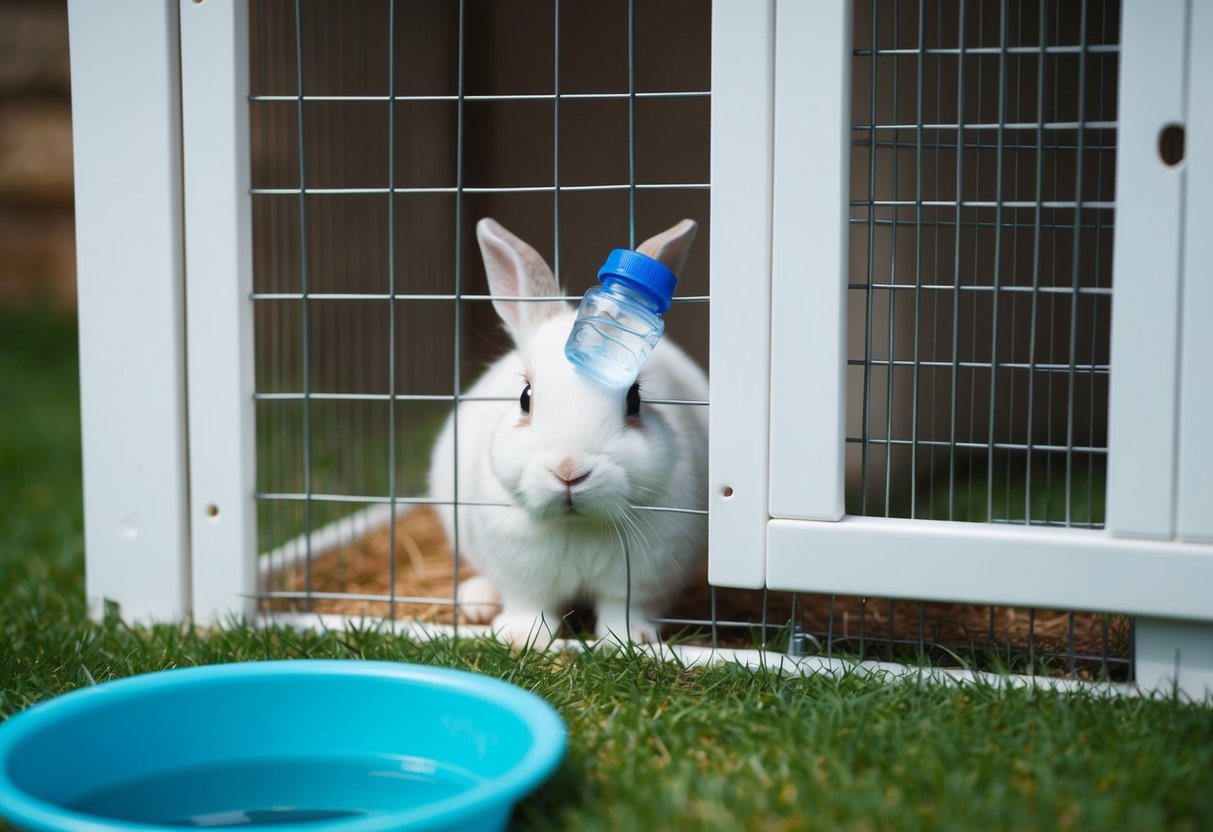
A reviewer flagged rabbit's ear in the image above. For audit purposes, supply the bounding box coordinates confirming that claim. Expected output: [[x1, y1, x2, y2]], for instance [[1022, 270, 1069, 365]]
[[476, 218, 562, 345], [637, 218, 698, 276]]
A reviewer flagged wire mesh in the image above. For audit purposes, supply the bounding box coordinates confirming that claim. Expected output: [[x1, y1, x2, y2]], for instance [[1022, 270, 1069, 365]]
[[849, 0, 1117, 527], [249, 0, 713, 633], [839, 0, 1129, 680], [247, 0, 1130, 681]]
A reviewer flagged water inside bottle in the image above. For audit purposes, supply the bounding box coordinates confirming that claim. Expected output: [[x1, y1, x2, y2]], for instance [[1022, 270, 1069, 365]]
[[566, 318, 656, 387]]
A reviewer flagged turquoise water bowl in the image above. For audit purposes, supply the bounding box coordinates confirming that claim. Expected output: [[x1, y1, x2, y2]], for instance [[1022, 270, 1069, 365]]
[[0, 660, 566, 832]]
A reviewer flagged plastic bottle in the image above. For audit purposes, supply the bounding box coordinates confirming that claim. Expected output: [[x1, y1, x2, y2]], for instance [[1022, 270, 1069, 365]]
[[564, 248, 677, 388]]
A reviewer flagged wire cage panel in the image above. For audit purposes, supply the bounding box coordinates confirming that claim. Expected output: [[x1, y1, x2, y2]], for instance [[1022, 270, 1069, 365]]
[[69, 0, 1213, 693], [760, 0, 1213, 693], [847, 0, 1118, 528], [243, 0, 1170, 682], [248, 0, 717, 635]]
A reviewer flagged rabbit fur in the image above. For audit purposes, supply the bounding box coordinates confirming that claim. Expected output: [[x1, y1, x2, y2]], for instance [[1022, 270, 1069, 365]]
[[427, 217, 708, 648]]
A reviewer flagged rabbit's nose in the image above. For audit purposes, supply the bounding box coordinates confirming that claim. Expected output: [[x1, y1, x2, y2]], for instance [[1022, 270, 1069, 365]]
[[550, 458, 590, 488]]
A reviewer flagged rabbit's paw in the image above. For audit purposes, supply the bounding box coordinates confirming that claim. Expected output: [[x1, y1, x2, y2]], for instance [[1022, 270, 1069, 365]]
[[595, 599, 660, 645], [456, 574, 500, 624]]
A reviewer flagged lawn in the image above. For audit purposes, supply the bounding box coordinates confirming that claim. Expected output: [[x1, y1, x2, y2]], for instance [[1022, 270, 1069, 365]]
[[2, 307, 1212, 831]]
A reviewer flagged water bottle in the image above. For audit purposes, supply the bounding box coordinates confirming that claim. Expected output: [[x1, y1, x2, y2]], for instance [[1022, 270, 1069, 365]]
[[564, 248, 677, 388]]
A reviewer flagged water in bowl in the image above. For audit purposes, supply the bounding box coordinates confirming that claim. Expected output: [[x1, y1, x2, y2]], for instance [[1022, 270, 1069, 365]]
[[68, 755, 484, 827]]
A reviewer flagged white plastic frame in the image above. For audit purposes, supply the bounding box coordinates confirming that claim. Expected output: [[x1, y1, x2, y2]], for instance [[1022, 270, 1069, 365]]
[[69, 0, 190, 623], [179, 0, 258, 623], [72, 0, 256, 624]]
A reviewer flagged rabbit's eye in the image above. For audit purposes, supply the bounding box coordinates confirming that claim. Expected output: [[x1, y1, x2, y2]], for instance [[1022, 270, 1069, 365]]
[[520, 383, 532, 414], [626, 382, 641, 418]]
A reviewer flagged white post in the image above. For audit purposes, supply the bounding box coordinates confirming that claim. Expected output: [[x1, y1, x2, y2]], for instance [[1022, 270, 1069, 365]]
[[180, 0, 258, 623], [708, 0, 775, 589], [1176, 0, 1213, 544], [767, 0, 851, 523], [1135, 618, 1213, 701], [68, 0, 190, 623], [1111, 0, 1213, 700], [768, 516, 1213, 622], [1105, 0, 1188, 541]]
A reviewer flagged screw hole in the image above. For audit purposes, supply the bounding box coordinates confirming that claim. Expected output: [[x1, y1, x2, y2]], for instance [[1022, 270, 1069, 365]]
[[206, 504, 220, 519], [1159, 124, 1185, 167], [721, 486, 734, 499]]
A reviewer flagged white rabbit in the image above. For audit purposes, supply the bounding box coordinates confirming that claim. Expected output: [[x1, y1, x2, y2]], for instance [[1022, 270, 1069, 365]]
[[427, 217, 708, 647]]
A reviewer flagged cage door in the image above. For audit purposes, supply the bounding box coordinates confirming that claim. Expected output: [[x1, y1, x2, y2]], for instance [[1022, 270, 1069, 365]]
[[760, 0, 1213, 627]]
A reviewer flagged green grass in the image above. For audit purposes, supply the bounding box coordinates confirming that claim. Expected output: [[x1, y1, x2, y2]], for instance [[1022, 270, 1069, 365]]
[[3, 307, 1213, 831]]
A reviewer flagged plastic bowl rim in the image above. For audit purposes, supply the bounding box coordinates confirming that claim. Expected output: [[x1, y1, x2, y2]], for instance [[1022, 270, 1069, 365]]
[[0, 659, 567, 832]]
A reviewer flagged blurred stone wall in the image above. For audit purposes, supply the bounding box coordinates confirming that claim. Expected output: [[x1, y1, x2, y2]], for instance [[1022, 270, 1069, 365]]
[[0, 0, 75, 310]]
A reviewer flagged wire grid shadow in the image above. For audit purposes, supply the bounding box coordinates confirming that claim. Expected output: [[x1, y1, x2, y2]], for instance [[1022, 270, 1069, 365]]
[[249, 0, 1131, 682]]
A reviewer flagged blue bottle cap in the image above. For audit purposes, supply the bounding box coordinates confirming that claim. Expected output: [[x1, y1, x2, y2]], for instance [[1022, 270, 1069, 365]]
[[597, 249, 678, 313]]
